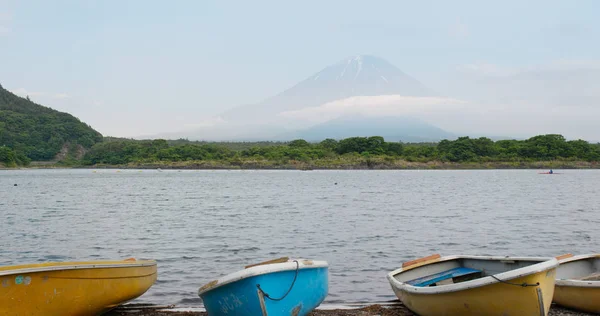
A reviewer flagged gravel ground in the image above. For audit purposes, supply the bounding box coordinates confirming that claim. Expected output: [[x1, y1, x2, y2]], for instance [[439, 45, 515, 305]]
[[106, 303, 593, 316]]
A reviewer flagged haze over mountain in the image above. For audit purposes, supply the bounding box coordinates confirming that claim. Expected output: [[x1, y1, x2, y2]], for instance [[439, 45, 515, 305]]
[[222, 55, 434, 123], [169, 55, 454, 141], [278, 115, 454, 142]]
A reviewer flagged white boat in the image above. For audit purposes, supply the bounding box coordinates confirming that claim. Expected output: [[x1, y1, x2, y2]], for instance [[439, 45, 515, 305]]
[[387, 254, 558, 316], [554, 253, 600, 313]]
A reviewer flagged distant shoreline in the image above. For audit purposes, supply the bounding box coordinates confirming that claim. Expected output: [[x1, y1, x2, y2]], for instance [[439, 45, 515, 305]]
[[5, 159, 598, 170]]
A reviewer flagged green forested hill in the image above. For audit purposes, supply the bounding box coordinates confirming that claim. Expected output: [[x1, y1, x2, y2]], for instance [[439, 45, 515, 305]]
[[0, 83, 103, 166]]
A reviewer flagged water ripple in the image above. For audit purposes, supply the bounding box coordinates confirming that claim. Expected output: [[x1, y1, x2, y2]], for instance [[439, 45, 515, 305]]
[[0, 169, 598, 306]]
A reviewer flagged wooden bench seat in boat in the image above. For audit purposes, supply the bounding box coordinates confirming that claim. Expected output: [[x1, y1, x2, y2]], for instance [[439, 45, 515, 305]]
[[407, 267, 483, 287]]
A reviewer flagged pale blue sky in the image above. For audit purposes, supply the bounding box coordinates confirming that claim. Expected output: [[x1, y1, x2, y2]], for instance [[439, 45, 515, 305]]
[[1, 0, 599, 138]]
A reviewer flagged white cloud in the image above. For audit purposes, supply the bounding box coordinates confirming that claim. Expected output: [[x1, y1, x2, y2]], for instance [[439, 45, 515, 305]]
[[278, 95, 467, 123]]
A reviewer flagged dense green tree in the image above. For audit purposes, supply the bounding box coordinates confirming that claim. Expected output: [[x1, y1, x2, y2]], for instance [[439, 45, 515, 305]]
[[472, 137, 497, 157], [336, 136, 386, 155], [385, 142, 404, 155], [319, 138, 338, 151], [567, 139, 599, 160], [521, 134, 569, 159], [495, 139, 523, 159], [402, 144, 437, 159], [438, 137, 477, 162], [288, 139, 310, 148], [336, 137, 367, 154], [0, 146, 16, 166]]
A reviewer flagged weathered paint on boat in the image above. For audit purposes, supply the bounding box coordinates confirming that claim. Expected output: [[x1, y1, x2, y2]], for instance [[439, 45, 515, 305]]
[[0, 259, 157, 315], [387, 254, 558, 316], [554, 253, 600, 313], [199, 257, 328, 316]]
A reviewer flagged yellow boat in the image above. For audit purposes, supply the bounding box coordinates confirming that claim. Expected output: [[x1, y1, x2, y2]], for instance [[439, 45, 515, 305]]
[[387, 254, 558, 316], [553, 253, 600, 313], [0, 258, 157, 315]]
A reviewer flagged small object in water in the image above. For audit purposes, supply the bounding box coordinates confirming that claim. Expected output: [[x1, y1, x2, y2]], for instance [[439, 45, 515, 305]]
[[14, 184, 17, 186], [334, 182, 338, 185]]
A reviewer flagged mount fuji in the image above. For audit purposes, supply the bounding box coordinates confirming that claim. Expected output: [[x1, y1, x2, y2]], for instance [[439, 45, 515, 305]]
[[165, 55, 454, 142], [222, 54, 434, 122]]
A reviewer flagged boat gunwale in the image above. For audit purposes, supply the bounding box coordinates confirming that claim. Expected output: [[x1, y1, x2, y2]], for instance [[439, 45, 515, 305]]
[[0, 260, 157, 277], [555, 253, 600, 288], [387, 255, 558, 294], [198, 259, 328, 296]]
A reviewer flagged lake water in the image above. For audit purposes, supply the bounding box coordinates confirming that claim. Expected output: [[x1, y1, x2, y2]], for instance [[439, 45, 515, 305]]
[[0, 169, 599, 306]]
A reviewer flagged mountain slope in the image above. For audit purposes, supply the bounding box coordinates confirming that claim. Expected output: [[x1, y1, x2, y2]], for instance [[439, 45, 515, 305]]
[[279, 116, 454, 142], [221, 55, 433, 122], [0, 83, 103, 160]]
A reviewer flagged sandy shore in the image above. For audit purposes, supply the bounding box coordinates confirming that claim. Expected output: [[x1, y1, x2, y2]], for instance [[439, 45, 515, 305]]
[[106, 302, 592, 316]]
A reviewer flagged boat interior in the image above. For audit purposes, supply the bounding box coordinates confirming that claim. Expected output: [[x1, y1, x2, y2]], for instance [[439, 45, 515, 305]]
[[392, 255, 547, 287], [557, 256, 600, 281]]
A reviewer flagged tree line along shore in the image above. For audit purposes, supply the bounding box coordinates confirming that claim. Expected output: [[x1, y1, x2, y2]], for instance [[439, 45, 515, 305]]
[[3, 134, 600, 170]]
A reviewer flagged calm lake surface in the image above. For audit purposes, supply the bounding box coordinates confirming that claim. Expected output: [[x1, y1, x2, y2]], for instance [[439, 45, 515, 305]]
[[1, 169, 599, 306]]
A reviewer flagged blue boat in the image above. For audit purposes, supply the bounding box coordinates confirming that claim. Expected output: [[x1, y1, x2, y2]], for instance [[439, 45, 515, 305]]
[[198, 257, 328, 316]]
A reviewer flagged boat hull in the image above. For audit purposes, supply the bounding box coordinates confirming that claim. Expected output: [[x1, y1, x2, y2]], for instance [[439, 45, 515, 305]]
[[554, 285, 600, 313], [199, 260, 328, 316], [0, 260, 157, 315], [392, 270, 555, 316], [387, 255, 558, 316], [553, 254, 600, 313]]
